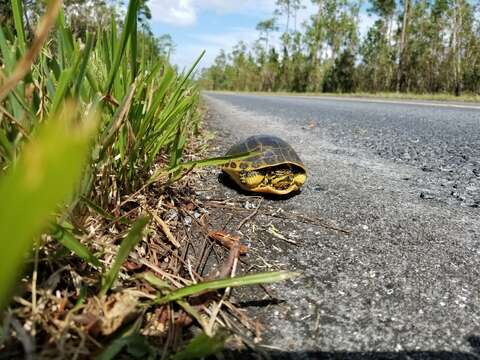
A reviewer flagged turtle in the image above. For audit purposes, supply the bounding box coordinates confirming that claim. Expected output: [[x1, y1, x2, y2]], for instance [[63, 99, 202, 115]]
[[222, 135, 307, 195]]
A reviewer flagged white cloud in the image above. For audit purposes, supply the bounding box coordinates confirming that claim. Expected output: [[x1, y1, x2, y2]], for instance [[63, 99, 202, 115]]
[[191, 27, 258, 48], [172, 27, 259, 70], [193, 0, 274, 14], [150, 0, 196, 26], [149, 0, 274, 26]]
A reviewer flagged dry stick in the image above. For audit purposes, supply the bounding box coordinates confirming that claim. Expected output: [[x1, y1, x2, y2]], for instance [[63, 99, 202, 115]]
[[0, 105, 30, 138], [149, 210, 181, 248], [194, 235, 210, 274], [100, 82, 137, 154], [222, 300, 257, 332], [178, 208, 222, 273], [10, 317, 34, 360], [0, 0, 62, 102], [269, 212, 351, 235], [206, 246, 240, 336], [31, 243, 39, 337], [160, 305, 174, 360], [137, 258, 186, 288], [147, 234, 204, 281], [237, 198, 264, 230], [206, 198, 350, 234], [266, 226, 298, 245]]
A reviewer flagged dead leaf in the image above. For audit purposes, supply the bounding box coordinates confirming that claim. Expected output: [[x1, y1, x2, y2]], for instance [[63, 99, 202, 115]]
[[208, 231, 248, 255]]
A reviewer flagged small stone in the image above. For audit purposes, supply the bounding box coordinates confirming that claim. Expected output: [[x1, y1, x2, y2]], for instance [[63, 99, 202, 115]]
[[420, 192, 434, 199]]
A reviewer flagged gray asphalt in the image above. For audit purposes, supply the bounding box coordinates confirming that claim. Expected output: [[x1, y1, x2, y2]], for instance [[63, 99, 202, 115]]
[[202, 92, 480, 359]]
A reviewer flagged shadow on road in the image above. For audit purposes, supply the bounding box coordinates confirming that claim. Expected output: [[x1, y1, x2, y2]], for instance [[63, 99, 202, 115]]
[[221, 336, 480, 360]]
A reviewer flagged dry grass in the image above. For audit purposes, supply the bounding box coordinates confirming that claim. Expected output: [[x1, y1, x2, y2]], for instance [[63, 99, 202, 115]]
[[1, 124, 273, 359]]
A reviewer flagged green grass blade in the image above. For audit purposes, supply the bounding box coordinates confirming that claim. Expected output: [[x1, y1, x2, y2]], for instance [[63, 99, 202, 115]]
[[0, 129, 14, 162], [169, 119, 187, 169], [100, 30, 112, 75], [80, 196, 116, 221], [130, 16, 138, 82], [137, 272, 171, 290], [168, 151, 260, 173], [100, 216, 149, 296], [51, 224, 102, 268], [95, 317, 147, 360], [74, 32, 94, 97], [178, 50, 206, 89], [96, 335, 153, 360], [86, 67, 101, 94], [171, 331, 228, 360], [10, 0, 26, 52], [176, 300, 209, 334], [156, 271, 299, 304], [98, 82, 136, 160], [0, 103, 97, 310], [51, 68, 75, 113], [105, 0, 138, 93], [0, 27, 15, 71]]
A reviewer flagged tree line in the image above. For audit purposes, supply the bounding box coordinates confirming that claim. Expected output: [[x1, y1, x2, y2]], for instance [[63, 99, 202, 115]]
[[199, 0, 480, 95], [0, 0, 175, 60]]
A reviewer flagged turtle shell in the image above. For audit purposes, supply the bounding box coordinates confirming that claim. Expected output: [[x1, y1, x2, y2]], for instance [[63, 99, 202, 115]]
[[223, 135, 306, 172]]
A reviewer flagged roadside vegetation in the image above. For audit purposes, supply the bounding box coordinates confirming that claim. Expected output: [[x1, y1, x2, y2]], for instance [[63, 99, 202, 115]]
[[0, 0, 296, 357], [211, 90, 480, 103], [200, 0, 480, 97]]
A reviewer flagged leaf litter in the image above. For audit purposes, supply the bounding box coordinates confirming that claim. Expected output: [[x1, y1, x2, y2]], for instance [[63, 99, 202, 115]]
[[1, 122, 299, 359]]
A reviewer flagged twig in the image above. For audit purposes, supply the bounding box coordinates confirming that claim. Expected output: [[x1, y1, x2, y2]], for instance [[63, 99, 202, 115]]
[[10, 317, 34, 360], [237, 198, 264, 230], [0, 105, 30, 139], [208, 231, 248, 255], [31, 242, 39, 336], [267, 212, 351, 235], [206, 245, 239, 335], [267, 226, 298, 245], [150, 211, 181, 248]]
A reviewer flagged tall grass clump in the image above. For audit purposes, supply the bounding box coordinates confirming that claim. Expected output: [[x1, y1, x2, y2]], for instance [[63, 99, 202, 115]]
[[0, 0, 296, 356]]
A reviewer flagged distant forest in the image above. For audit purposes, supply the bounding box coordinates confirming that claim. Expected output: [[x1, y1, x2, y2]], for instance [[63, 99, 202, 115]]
[[199, 0, 480, 95]]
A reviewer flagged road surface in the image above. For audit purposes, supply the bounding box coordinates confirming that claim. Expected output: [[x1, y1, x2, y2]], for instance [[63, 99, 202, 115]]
[[203, 92, 480, 359]]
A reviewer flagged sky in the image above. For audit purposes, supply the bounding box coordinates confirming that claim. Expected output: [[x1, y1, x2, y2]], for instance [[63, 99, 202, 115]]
[[149, 0, 376, 71]]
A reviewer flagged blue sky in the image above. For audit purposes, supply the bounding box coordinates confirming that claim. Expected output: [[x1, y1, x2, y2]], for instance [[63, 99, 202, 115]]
[[148, 0, 375, 70]]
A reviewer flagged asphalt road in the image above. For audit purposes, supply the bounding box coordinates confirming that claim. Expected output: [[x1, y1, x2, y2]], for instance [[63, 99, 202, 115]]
[[202, 92, 480, 359]]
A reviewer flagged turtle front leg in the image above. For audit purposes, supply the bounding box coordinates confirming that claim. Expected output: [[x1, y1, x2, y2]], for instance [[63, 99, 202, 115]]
[[293, 173, 307, 187], [239, 171, 265, 188]]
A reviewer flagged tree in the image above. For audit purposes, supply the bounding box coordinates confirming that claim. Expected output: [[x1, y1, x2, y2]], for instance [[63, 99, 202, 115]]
[[323, 49, 356, 92], [275, 0, 303, 33], [256, 18, 279, 50], [157, 34, 175, 58], [199, 0, 480, 96], [0, 0, 13, 29], [396, 0, 411, 92]]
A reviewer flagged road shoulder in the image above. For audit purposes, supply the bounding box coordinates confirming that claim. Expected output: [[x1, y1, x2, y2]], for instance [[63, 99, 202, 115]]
[[201, 94, 480, 359]]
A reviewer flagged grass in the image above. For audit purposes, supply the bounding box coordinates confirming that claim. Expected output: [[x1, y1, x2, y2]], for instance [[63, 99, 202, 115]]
[[0, 0, 294, 357], [209, 90, 480, 103]]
